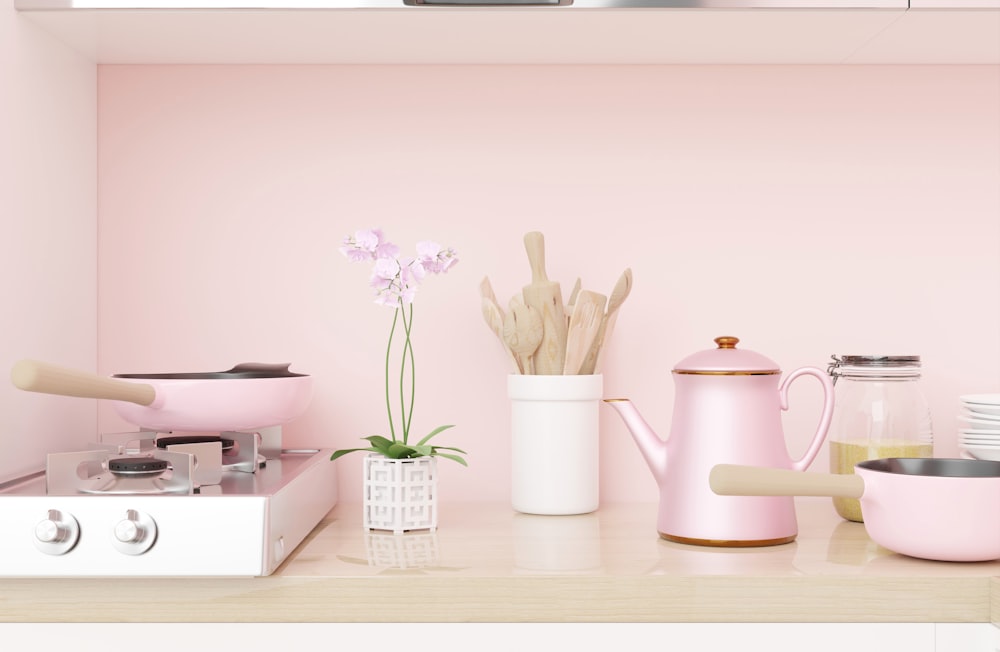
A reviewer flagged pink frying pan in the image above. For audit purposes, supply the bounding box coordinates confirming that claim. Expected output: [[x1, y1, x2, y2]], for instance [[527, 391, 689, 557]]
[[11, 359, 313, 433], [710, 458, 1000, 562]]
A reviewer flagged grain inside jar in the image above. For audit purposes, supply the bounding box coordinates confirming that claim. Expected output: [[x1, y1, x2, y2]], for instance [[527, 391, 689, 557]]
[[829, 439, 933, 522]]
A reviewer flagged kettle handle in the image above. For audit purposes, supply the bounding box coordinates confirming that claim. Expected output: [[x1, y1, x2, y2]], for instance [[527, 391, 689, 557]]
[[781, 366, 835, 472]]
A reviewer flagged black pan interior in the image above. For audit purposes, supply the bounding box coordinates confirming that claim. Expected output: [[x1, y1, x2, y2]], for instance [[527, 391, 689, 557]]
[[157, 435, 235, 451], [114, 363, 306, 379], [859, 457, 1000, 478]]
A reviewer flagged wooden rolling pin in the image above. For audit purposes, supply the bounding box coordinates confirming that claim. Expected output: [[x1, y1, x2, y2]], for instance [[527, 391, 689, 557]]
[[521, 232, 567, 375]]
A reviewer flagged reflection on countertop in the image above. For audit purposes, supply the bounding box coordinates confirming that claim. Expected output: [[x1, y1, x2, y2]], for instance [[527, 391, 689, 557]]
[[287, 498, 1000, 579], [1, 498, 998, 623]]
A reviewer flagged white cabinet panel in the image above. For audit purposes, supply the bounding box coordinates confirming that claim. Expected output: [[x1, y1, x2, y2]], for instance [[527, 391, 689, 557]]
[[936, 623, 1000, 652], [16, 8, 907, 64], [4, 622, 998, 650], [12, 6, 997, 64], [0, 623, 944, 651], [911, 1, 1000, 7]]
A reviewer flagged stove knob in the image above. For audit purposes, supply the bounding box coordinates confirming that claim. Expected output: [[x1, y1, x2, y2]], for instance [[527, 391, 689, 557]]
[[32, 510, 80, 556], [35, 520, 63, 543], [113, 519, 140, 544], [111, 509, 157, 555]]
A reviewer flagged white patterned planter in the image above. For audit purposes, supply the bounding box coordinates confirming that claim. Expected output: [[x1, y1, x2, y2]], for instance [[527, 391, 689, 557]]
[[363, 453, 438, 534]]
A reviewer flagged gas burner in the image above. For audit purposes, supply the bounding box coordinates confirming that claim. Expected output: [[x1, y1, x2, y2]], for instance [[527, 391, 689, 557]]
[[108, 457, 169, 474], [92, 430, 265, 487], [45, 448, 197, 495], [78, 455, 190, 495]]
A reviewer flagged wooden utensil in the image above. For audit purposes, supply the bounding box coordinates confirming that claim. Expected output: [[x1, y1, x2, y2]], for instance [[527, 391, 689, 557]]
[[521, 231, 568, 375], [481, 297, 520, 373], [563, 290, 607, 375], [565, 277, 582, 327], [580, 268, 633, 375], [503, 296, 543, 375], [480, 276, 503, 322]]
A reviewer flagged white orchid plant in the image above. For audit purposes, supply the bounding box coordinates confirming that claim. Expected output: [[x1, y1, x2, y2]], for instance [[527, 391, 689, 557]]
[[330, 228, 467, 466]]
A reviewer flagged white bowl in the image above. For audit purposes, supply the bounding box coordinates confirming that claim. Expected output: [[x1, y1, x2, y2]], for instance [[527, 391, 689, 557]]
[[958, 428, 1000, 438], [959, 418, 1000, 431], [959, 406, 1000, 422], [965, 405, 1000, 418], [960, 394, 1000, 415], [962, 446, 1000, 462], [960, 436, 1000, 446], [961, 393, 1000, 403]]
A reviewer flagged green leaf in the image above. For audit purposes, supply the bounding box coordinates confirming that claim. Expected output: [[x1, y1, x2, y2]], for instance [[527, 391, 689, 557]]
[[433, 451, 468, 466], [410, 445, 434, 456], [329, 447, 378, 462], [386, 442, 418, 459], [363, 435, 395, 450], [416, 424, 455, 446], [431, 445, 468, 455]]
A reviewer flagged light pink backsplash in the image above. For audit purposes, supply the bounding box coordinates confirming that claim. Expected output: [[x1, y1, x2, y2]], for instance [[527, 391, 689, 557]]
[[0, 0, 97, 483], [97, 64, 1000, 505]]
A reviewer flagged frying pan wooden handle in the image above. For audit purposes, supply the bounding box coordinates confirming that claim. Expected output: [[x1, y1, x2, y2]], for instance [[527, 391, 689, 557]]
[[11, 359, 157, 406], [710, 464, 866, 499]]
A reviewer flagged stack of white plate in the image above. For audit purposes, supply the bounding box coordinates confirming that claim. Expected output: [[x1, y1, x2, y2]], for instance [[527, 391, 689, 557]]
[[958, 394, 1000, 461]]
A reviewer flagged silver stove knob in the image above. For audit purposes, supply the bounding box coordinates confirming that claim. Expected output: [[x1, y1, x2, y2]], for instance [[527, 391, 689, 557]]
[[35, 519, 63, 543], [33, 510, 80, 555], [113, 519, 140, 544], [111, 509, 157, 555]]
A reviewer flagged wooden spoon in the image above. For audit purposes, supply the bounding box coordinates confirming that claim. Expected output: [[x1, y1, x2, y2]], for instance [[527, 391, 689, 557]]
[[580, 268, 633, 375], [503, 296, 543, 375], [563, 290, 607, 375]]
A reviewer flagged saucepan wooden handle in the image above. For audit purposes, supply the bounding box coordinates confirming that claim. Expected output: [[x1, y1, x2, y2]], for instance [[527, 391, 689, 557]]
[[11, 359, 157, 406], [710, 463, 866, 499]]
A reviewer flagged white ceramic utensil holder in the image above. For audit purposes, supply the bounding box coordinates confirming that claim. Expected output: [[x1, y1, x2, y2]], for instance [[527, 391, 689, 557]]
[[363, 453, 438, 534], [508, 374, 603, 515]]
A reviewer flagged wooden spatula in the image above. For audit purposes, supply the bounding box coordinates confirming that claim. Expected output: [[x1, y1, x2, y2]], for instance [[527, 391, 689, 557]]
[[563, 290, 607, 375], [580, 268, 633, 375], [481, 297, 520, 374], [503, 296, 543, 375], [480, 276, 503, 322], [521, 231, 567, 375], [565, 277, 582, 327]]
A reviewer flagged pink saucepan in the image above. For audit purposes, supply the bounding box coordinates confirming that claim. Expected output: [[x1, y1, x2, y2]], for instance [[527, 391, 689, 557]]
[[11, 359, 313, 433], [710, 458, 1000, 562]]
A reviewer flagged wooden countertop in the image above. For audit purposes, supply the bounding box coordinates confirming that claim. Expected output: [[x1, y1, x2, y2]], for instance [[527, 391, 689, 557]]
[[2, 498, 999, 623]]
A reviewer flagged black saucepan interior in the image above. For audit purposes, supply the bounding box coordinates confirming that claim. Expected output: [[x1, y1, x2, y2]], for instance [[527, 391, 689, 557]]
[[115, 362, 306, 380], [858, 457, 1000, 478]]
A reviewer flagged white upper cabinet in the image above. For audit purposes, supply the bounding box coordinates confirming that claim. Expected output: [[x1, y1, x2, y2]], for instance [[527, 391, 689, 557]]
[[13, 1, 1000, 64]]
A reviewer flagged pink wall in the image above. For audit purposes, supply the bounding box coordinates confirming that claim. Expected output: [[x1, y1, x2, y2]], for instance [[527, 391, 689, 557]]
[[97, 64, 1000, 505], [0, 0, 96, 483]]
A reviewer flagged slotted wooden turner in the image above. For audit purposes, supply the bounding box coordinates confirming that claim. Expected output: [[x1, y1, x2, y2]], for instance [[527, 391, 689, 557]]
[[563, 290, 606, 375]]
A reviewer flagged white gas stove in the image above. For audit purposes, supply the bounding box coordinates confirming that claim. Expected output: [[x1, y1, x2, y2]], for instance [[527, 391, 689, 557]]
[[0, 427, 337, 577]]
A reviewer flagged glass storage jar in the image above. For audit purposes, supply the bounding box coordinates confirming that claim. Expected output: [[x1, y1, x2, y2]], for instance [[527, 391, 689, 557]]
[[827, 355, 933, 522]]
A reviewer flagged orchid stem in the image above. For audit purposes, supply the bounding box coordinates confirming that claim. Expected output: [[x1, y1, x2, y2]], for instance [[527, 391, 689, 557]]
[[400, 304, 415, 445], [384, 308, 399, 441]]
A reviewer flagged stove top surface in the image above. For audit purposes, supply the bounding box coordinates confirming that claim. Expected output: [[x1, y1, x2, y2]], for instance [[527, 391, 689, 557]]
[[1, 449, 326, 497]]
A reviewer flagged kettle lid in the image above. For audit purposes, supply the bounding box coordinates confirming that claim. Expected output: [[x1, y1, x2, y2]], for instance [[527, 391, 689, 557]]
[[673, 336, 781, 374]]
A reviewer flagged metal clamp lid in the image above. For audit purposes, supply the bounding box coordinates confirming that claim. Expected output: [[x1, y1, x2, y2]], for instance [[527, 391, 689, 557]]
[[827, 355, 922, 384]]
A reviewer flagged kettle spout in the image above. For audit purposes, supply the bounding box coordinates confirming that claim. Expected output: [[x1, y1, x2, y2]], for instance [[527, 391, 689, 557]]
[[604, 398, 668, 483]]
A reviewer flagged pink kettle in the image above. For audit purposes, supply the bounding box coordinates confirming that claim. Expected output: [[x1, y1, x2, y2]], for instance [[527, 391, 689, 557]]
[[606, 336, 835, 547]]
